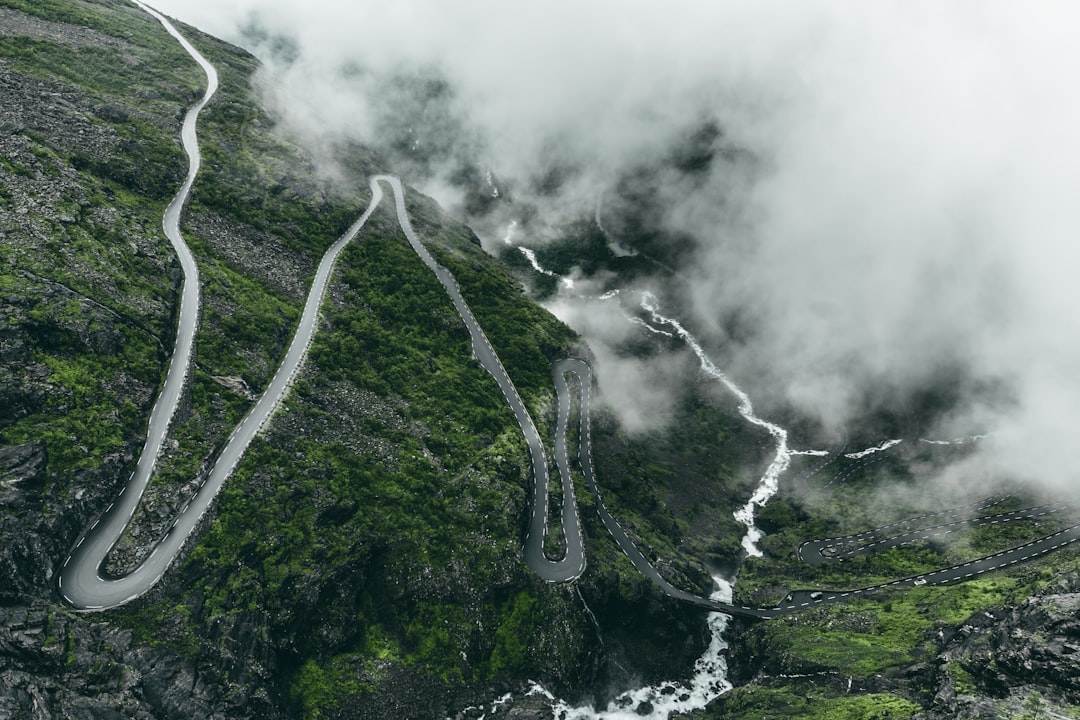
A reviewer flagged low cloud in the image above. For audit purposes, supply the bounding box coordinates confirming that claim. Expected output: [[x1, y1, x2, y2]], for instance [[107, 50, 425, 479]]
[[155, 0, 1080, 491], [545, 289, 690, 436]]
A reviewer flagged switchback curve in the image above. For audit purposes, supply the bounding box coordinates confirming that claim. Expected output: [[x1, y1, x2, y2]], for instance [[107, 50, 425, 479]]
[[58, 1, 218, 610], [60, 2, 382, 609]]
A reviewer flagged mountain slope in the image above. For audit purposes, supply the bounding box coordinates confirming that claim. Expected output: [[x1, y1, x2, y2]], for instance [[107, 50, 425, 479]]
[[14, 3, 1075, 719], [0, 2, 718, 717]]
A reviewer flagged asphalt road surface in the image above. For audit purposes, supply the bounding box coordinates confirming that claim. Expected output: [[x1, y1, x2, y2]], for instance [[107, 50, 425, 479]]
[[378, 175, 586, 583], [58, 2, 219, 610]]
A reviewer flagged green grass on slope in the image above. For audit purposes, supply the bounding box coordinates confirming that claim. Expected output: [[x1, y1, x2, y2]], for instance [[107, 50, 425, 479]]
[[726, 450, 1080, 717], [0, 0, 203, 97], [738, 554, 1080, 684], [405, 190, 578, 411], [0, 0, 204, 501], [695, 688, 919, 720]]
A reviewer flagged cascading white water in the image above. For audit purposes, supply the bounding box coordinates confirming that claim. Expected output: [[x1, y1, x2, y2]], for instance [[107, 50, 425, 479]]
[[919, 433, 988, 446], [518, 247, 574, 288], [503, 226, 578, 291], [544, 576, 734, 720], [501, 287, 806, 718], [596, 288, 803, 555], [501, 222, 575, 288], [464, 236, 996, 717], [632, 291, 792, 558], [453, 575, 735, 720], [844, 439, 902, 459]]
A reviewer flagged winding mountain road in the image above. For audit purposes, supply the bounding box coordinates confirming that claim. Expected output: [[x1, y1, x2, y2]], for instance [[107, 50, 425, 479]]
[[57, 1, 218, 610], [59, 5, 584, 607], [799, 500, 1069, 565], [552, 360, 1080, 618], [59, 2, 1080, 620], [59, 4, 384, 609], [552, 359, 771, 617]]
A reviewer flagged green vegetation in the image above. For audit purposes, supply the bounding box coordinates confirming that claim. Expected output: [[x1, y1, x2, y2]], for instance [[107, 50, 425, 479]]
[[171, 216, 586, 708], [15, 2, 1076, 717], [291, 655, 376, 720], [312, 226, 526, 443], [739, 446, 1075, 603], [115, 601, 201, 660], [751, 578, 1019, 677], [0, 3, 579, 712], [7, 349, 146, 470], [194, 255, 301, 385], [695, 687, 919, 720], [4, 0, 184, 45], [0, 253, 163, 474], [588, 381, 762, 580], [726, 443, 1080, 718], [0, 0, 203, 105], [544, 499, 567, 560], [0, 0, 206, 506], [425, 252, 577, 409], [488, 591, 539, 676]]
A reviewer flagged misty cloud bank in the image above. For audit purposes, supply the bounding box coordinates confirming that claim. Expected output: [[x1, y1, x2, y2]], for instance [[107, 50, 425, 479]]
[[156, 0, 1080, 493]]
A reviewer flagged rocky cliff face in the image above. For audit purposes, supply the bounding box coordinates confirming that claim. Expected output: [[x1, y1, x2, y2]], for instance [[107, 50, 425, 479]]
[[919, 575, 1080, 719], [701, 577, 1080, 720]]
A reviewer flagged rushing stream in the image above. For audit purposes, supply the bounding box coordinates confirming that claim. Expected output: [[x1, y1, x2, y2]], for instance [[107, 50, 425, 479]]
[[459, 220, 1013, 717], [544, 577, 734, 720], [596, 288, 819, 558], [502, 219, 575, 288], [634, 291, 794, 558]]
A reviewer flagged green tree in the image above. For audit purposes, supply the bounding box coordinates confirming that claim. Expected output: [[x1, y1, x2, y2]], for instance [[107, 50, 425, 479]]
[[1018, 691, 1045, 720]]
